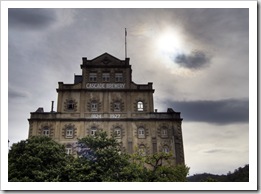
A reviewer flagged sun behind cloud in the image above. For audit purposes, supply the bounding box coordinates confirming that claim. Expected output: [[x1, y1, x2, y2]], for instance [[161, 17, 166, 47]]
[[156, 27, 186, 57]]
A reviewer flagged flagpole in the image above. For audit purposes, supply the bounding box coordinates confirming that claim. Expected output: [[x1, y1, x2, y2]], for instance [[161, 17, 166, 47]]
[[125, 28, 127, 59]]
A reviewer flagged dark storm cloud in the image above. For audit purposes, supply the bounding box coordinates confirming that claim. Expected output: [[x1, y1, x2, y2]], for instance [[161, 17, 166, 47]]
[[174, 51, 210, 69], [168, 99, 248, 125], [8, 8, 56, 30], [174, 9, 249, 47]]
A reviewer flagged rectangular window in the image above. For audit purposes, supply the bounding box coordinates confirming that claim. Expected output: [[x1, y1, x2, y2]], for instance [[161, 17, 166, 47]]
[[91, 128, 97, 136], [114, 102, 121, 112], [66, 129, 73, 138], [163, 147, 169, 153], [114, 128, 121, 138], [115, 73, 123, 82], [139, 147, 146, 156], [65, 148, 72, 155], [161, 129, 168, 137], [138, 128, 145, 138], [128, 142, 133, 154], [67, 100, 75, 110], [102, 73, 110, 82], [89, 72, 97, 82], [43, 129, 50, 137], [152, 142, 157, 154], [91, 102, 98, 112], [137, 101, 144, 111]]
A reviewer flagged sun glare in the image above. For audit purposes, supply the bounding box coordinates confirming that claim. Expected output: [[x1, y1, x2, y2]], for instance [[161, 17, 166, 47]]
[[156, 28, 184, 56]]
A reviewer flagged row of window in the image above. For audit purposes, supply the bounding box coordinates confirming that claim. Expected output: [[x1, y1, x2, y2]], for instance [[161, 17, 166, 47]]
[[42, 126, 168, 139], [65, 144, 170, 155], [66, 100, 144, 112], [138, 145, 170, 156], [89, 72, 123, 82]]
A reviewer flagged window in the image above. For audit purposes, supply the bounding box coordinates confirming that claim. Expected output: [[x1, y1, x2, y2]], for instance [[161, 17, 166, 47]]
[[152, 142, 157, 154], [67, 100, 75, 110], [89, 72, 97, 82], [138, 127, 145, 138], [128, 142, 133, 154], [114, 128, 121, 138], [90, 127, 97, 136], [102, 73, 110, 82], [114, 102, 121, 112], [65, 148, 72, 155], [137, 101, 143, 111], [163, 146, 169, 153], [43, 127, 50, 137], [161, 128, 168, 137], [115, 73, 123, 82], [91, 102, 98, 112], [138, 145, 146, 156], [66, 128, 73, 138]]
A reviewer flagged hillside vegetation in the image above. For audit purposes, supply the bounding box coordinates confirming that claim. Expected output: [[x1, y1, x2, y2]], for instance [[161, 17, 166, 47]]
[[187, 164, 249, 182]]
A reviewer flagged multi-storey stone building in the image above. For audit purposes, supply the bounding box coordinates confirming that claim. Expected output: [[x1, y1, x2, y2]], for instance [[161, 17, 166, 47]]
[[28, 53, 185, 165]]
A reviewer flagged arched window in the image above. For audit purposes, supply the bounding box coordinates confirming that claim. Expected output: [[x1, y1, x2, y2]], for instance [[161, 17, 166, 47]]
[[138, 127, 145, 138], [137, 101, 143, 111], [42, 126, 50, 137]]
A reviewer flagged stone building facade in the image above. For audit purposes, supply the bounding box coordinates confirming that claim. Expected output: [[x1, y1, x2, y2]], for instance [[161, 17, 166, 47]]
[[28, 53, 185, 165]]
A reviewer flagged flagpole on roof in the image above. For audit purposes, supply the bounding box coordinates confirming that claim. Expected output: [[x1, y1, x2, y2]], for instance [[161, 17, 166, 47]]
[[125, 28, 127, 59]]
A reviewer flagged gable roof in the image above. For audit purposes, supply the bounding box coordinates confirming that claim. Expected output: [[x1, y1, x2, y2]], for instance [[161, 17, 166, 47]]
[[88, 52, 125, 66]]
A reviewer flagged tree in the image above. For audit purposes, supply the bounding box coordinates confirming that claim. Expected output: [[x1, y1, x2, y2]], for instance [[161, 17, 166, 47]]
[[65, 131, 189, 182], [9, 132, 190, 182], [64, 131, 135, 182], [8, 136, 68, 182], [131, 151, 189, 182]]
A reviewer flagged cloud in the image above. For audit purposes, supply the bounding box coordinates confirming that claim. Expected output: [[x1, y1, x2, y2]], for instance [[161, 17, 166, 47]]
[[203, 149, 231, 154], [167, 99, 248, 125], [8, 87, 30, 99], [174, 51, 210, 69], [8, 8, 56, 30]]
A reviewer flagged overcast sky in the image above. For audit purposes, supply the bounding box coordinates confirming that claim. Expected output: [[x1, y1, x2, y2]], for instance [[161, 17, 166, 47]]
[[7, 7, 250, 176]]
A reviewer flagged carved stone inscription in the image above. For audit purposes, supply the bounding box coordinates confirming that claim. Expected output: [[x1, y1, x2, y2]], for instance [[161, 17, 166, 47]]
[[86, 83, 125, 89], [90, 114, 121, 118]]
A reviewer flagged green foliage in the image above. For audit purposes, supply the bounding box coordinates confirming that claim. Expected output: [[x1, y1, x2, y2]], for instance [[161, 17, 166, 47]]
[[226, 165, 249, 182], [187, 164, 249, 182], [9, 132, 190, 182], [202, 177, 218, 182], [131, 151, 189, 182], [65, 131, 189, 182], [8, 136, 68, 182], [70, 131, 133, 181]]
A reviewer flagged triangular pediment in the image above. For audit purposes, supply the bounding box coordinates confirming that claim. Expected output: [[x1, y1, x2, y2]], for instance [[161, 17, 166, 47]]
[[90, 53, 124, 66]]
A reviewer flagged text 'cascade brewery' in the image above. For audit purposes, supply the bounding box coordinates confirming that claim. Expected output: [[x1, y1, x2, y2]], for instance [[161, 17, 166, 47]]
[[86, 83, 126, 89], [28, 53, 185, 166]]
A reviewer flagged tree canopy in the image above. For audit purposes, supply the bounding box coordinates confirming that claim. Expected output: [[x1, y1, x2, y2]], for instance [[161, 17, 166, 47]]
[[187, 164, 249, 182], [9, 132, 189, 182], [8, 136, 68, 182]]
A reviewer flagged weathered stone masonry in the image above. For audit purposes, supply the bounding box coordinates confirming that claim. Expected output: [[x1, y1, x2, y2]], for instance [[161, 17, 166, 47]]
[[28, 53, 185, 165]]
